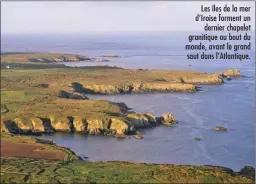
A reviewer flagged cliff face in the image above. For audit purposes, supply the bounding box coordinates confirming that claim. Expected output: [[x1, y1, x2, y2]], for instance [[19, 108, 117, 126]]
[[1, 111, 177, 138], [84, 82, 198, 94], [0, 67, 243, 138], [49, 116, 72, 132], [110, 118, 130, 136], [13, 118, 34, 133], [71, 69, 240, 95], [31, 118, 45, 133], [73, 116, 87, 132]]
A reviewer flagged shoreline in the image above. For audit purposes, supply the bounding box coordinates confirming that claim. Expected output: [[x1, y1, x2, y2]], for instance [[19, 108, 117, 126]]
[[0, 134, 255, 183], [1, 53, 242, 138], [1, 52, 253, 183]]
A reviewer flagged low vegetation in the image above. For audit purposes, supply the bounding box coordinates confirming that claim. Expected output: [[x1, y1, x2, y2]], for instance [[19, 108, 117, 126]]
[[0, 53, 248, 183], [1, 158, 254, 183], [1, 135, 254, 183], [1, 52, 90, 63]]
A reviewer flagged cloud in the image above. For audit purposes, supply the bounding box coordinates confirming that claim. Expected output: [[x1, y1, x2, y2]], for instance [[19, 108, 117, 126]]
[[1, 1, 255, 33], [152, 2, 172, 10]]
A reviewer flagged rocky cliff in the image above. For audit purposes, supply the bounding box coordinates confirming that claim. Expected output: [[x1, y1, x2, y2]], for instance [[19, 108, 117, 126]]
[[82, 82, 198, 94], [1, 111, 177, 138]]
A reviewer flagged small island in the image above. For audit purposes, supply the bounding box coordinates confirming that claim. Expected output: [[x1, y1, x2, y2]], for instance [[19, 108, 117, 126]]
[[1, 52, 91, 63]]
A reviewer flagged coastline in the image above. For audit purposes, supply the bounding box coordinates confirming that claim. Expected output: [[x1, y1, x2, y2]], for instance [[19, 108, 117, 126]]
[[1, 54, 241, 138], [0, 52, 254, 183], [0, 134, 254, 183]]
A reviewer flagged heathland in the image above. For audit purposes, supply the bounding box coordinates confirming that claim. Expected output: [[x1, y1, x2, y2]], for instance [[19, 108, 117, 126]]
[[1, 52, 253, 184]]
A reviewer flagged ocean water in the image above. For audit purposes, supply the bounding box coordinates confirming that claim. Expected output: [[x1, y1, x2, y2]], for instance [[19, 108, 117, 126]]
[[2, 33, 255, 171]]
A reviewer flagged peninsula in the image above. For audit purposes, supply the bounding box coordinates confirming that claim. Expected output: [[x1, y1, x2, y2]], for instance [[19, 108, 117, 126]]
[[1, 52, 252, 184]]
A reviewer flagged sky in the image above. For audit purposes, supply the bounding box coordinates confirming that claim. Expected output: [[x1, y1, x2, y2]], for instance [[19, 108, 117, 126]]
[[1, 1, 255, 34]]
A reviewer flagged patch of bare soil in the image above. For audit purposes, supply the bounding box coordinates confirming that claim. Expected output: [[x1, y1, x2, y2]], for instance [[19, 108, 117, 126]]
[[1, 140, 65, 161]]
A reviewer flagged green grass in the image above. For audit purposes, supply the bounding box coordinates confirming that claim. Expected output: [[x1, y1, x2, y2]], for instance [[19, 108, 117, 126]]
[[0, 157, 254, 184], [1, 64, 219, 122]]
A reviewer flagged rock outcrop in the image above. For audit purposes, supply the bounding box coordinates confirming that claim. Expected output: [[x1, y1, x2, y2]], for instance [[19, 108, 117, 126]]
[[30, 118, 45, 133], [86, 118, 109, 135], [73, 116, 87, 132], [214, 126, 227, 131], [144, 112, 158, 125], [85, 82, 197, 95], [50, 116, 72, 132], [222, 69, 241, 77], [126, 113, 152, 128], [111, 102, 131, 113], [159, 112, 177, 125], [2, 120, 20, 133], [67, 69, 241, 95], [239, 166, 255, 179], [58, 90, 89, 100], [110, 118, 130, 136], [85, 84, 124, 94], [13, 118, 33, 133], [2, 110, 177, 138]]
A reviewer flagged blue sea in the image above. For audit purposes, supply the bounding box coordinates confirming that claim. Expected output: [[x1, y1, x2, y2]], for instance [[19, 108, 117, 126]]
[[1, 32, 255, 171]]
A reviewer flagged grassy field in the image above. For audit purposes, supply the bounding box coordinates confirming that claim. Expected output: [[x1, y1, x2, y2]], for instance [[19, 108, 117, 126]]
[[1, 65, 126, 120], [1, 157, 254, 183], [1, 52, 90, 63]]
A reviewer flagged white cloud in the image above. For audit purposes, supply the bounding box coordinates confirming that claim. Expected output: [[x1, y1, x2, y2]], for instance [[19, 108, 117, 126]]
[[153, 2, 172, 10], [1, 1, 255, 33]]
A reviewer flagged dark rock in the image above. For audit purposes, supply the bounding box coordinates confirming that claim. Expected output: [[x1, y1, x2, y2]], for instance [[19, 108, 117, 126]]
[[36, 138, 54, 145], [135, 134, 144, 139], [3, 120, 20, 133], [112, 102, 130, 113], [239, 166, 255, 179], [58, 90, 89, 100], [214, 126, 227, 131], [194, 137, 201, 141], [72, 82, 85, 93]]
